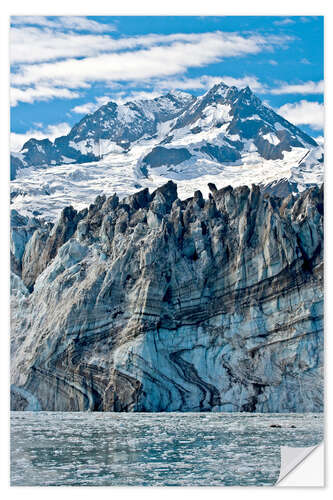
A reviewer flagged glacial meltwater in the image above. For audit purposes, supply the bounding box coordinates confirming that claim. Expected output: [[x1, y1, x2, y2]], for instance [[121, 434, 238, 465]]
[[11, 412, 323, 486]]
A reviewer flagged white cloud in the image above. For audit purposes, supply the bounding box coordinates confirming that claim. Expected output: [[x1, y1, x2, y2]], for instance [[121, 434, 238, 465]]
[[11, 27, 127, 64], [10, 23, 292, 106], [11, 28, 288, 65], [277, 100, 324, 130], [271, 80, 324, 95], [11, 86, 80, 106], [11, 122, 71, 152], [273, 18, 295, 26], [9, 29, 260, 65], [11, 31, 289, 88], [11, 16, 115, 33], [71, 96, 111, 114], [46, 122, 71, 137], [71, 102, 99, 115]]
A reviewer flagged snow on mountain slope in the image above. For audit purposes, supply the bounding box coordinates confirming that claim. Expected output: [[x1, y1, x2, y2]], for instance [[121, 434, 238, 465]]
[[12, 90, 196, 172], [10, 82, 323, 220]]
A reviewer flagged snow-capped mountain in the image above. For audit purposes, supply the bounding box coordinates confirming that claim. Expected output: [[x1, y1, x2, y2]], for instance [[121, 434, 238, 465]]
[[11, 91, 196, 174], [11, 82, 323, 220]]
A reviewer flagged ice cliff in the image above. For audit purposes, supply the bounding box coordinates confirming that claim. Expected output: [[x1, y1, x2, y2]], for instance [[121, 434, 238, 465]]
[[11, 181, 323, 412]]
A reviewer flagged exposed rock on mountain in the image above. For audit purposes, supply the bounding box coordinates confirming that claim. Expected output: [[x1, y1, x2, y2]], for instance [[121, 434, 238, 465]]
[[10, 82, 323, 220], [142, 146, 192, 168], [169, 83, 317, 157], [10, 156, 24, 181], [11, 181, 323, 412], [14, 83, 317, 173], [11, 91, 196, 173]]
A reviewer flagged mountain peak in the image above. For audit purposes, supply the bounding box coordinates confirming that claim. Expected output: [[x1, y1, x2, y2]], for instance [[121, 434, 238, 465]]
[[235, 85, 262, 108], [205, 81, 230, 98], [241, 85, 252, 93], [210, 81, 229, 91], [22, 137, 53, 150], [165, 89, 193, 100], [11, 78, 321, 203]]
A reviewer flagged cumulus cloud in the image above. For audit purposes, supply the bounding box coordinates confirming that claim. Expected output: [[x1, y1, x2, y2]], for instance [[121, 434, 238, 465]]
[[271, 80, 324, 95], [11, 122, 71, 152], [11, 86, 80, 106], [277, 100, 324, 130]]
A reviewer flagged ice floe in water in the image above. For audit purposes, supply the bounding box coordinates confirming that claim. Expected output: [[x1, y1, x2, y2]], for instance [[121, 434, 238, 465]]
[[11, 412, 323, 486]]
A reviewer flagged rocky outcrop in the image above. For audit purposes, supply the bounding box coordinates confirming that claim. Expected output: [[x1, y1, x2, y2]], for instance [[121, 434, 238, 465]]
[[200, 143, 241, 163], [10, 181, 324, 412], [142, 146, 192, 168], [10, 155, 25, 181]]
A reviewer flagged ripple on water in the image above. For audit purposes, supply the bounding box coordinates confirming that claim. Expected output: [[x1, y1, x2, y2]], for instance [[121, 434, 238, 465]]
[[10, 412, 323, 486]]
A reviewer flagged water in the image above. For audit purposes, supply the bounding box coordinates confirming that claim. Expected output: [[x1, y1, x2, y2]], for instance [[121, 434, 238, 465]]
[[11, 412, 323, 486]]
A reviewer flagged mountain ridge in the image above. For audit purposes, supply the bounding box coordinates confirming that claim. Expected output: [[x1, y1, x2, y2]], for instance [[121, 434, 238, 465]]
[[10, 80, 323, 220], [11, 90, 197, 174], [12, 82, 317, 171]]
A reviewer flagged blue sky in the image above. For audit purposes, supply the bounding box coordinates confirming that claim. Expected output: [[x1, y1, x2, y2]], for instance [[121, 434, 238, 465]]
[[10, 15, 324, 151]]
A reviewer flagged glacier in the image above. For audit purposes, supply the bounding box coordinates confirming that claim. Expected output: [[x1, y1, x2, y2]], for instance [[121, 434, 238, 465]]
[[10, 181, 323, 412]]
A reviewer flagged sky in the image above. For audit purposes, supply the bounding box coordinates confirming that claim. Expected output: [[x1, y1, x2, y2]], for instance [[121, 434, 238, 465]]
[[10, 15, 324, 151]]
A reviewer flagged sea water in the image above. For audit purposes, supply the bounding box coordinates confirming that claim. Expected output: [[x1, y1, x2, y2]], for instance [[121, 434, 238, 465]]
[[10, 412, 323, 486]]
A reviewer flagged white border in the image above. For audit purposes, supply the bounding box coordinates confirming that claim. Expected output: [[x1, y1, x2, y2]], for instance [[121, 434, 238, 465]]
[[1, 1, 331, 498]]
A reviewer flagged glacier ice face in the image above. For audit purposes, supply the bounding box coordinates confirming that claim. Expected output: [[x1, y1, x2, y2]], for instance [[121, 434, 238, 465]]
[[10, 181, 323, 412]]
